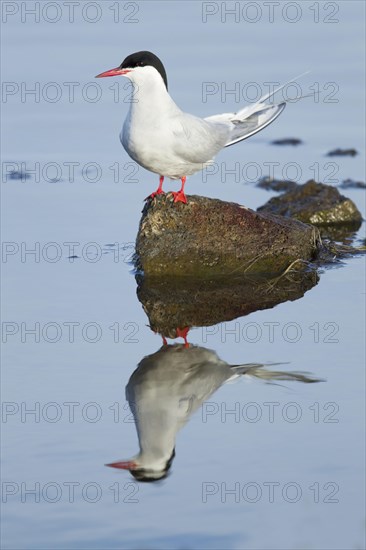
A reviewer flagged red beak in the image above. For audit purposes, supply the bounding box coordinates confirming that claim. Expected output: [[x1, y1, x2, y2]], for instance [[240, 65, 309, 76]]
[[105, 460, 137, 470], [95, 67, 131, 78]]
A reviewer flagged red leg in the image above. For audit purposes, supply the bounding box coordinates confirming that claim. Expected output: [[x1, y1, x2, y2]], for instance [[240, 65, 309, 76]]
[[146, 176, 165, 200], [176, 326, 190, 348], [171, 176, 187, 204]]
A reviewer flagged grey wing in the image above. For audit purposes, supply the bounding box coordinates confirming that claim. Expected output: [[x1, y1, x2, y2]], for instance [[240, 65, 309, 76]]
[[170, 113, 231, 163], [180, 360, 232, 407]]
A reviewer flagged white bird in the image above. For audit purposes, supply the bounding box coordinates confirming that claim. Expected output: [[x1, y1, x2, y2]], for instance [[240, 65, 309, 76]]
[[96, 50, 290, 204], [106, 344, 320, 482]]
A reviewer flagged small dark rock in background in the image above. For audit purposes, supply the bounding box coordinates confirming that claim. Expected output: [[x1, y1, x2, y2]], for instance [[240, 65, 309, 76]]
[[326, 148, 358, 157], [271, 138, 303, 146], [8, 170, 31, 180], [256, 176, 298, 193], [339, 179, 366, 190]]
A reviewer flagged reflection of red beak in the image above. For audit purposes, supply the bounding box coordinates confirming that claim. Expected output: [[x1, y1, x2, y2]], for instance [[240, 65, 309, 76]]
[[105, 460, 137, 470], [95, 67, 131, 78]]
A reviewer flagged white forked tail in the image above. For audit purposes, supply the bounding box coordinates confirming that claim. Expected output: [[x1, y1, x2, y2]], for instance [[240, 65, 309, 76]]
[[230, 362, 323, 384], [225, 102, 286, 147], [205, 71, 310, 147]]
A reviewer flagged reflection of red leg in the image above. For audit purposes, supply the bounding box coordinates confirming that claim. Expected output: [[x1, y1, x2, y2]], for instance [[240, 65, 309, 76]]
[[146, 176, 165, 200], [171, 176, 187, 204], [176, 326, 190, 348]]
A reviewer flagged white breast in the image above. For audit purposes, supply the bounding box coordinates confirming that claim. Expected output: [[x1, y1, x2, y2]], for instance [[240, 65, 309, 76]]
[[120, 70, 231, 179]]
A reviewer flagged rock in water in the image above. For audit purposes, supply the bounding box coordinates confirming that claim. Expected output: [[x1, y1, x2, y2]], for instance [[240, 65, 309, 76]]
[[258, 180, 363, 226], [135, 194, 320, 277]]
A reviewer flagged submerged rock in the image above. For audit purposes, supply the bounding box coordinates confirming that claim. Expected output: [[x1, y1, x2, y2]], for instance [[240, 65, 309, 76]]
[[258, 180, 363, 227], [135, 194, 320, 277]]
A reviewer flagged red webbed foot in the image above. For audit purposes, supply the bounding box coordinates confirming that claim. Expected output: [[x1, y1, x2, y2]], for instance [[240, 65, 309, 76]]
[[171, 176, 187, 204], [176, 327, 190, 348], [145, 189, 165, 201], [171, 190, 187, 204], [145, 176, 165, 201]]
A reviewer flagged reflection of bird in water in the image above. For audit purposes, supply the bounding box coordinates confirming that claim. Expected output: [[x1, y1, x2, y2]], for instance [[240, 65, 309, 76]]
[[107, 344, 320, 482]]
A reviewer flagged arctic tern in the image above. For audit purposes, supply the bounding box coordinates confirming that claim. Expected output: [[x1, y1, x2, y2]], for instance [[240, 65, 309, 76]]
[[96, 50, 295, 203]]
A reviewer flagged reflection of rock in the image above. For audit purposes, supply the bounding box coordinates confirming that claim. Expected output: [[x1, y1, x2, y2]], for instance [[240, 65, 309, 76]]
[[137, 271, 318, 338], [316, 224, 362, 243], [135, 194, 320, 277], [258, 180, 362, 227], [317, 238, 366, 263], [107, 344, 321, 482]]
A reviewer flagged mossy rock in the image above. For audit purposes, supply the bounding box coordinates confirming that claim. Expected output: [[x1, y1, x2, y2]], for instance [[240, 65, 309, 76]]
[[135, 193, 320, 277], [258, 180, 363, 226]]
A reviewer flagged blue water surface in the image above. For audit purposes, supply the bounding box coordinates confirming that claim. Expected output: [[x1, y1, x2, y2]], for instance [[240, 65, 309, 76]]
[[1, 1, 365, 549]]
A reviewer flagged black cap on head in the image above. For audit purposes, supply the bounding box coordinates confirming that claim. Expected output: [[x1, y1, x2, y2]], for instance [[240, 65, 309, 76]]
[[129, 448, 176, 483], [119, 51, 168, 90]]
